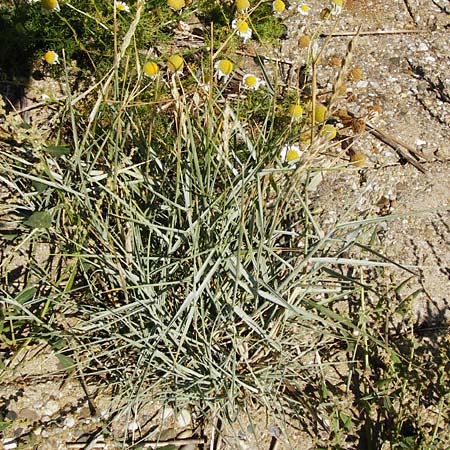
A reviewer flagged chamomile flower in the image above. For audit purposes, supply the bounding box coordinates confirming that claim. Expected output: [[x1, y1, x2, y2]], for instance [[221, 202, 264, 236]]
[[115, 1, 130, 12], [41, 0, 60, 13], [314, 103, 328, 122], [297, 3, 311, 15], [143, 61, 159, 78], [272, 0, 285, 14], [231, 19, 253, 44], [320, 124, 337, 140], [242, 74, 264, 90], [167, 54, 184, 73], [281, 144, 302, 164], [330, 0, 343, 15], [235, 0, 250, 13], [215, 59, 234, 81], [289, 104, 303, 120], [44, 50, 59, 65], [167, 0, 185, 11]]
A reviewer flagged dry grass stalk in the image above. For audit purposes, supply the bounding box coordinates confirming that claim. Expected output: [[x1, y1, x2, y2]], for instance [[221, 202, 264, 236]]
[[328, 29, 360, 110]]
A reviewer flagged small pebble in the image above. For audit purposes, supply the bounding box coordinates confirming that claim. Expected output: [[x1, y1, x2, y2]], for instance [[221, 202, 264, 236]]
[[64, 416, 76, 428], [128, 420, 139, 432], [77, 406, 91, 419], [2, 438, 17, 450], [160, 406, 174, 420], [43, 400, 59, 416], [415, 138, 427, 146], [19, 408, 40, 422], [176, 409, 191, 428]]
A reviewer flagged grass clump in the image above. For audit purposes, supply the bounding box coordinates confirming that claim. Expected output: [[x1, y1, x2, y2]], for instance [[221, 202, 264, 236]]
[[0, 1, 449, 449]]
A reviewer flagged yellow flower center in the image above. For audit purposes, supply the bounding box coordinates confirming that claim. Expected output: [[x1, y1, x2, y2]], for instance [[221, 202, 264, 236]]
[[236, 20, 249, 34], [116, 3, 126, 10], [332, 0, 343, 5], [44, 51, 57, 64], [300, 4, 310, 12], [41, 0, 58, 11], [320, 124, 337, 140], [289, 104, 303, 119], [218, 60, 233, 75], [167, 0, 185, 11], [314, 103, 328, 123], [273, 0, 285, 12], [236, 0, 250, 12], [286, 148, 300, 162], [167, 55, 184, 72], [143, 61, 159, 77], [244, 75, 257, 87]]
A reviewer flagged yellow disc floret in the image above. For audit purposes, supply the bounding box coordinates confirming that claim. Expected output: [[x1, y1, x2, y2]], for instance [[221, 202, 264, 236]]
[[286, 148, 300, 162], [167, 0, 185, 11], [273, 0, 285, 13], [314, 103, 328, 122], [235, 20, 249, 34], [218, 60, 233, 76], [44, 50, 59, 65], [143, 61, 159, 77], [320, 124, 337, 140], [167, 54, 184, 72], [289, 104, 303, 119], [244, 75, 256, 87], [41, 0, 59, 12], [235, 0, 250, 12]]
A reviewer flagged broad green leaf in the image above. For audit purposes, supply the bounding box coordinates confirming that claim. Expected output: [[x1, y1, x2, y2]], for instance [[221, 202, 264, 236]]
[[15, 286, 37, 304], [43, 145, 71, 156], [32, 180, 49, 193], [23, 211, 52, 228], [339, 411, 354, 431], [56, 353, 76, 372]]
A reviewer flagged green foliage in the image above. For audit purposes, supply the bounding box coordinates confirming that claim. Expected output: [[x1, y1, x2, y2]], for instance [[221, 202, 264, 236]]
[[0, 1, 448, 449]]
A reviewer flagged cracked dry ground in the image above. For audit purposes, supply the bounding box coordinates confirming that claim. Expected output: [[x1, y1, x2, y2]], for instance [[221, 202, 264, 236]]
[[1, 1, 449, 449]]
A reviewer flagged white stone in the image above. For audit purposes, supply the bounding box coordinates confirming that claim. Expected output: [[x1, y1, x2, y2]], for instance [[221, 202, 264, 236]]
[[160, 406, 174, 420], [176, 408, 192, 428], [128, 420, 139, 432], [415, 138, 427, 146], [43, 400, 59, 416], [418, 42, 429, 52], [64, 416, 76, 428], [2, 439, 17, 450]]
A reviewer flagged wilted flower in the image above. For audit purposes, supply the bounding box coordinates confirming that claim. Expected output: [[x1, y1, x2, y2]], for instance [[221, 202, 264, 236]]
[[242, 74, 264, 90], [167, 0, 185, 11], [41, 0, 60, 13], [314, 103, 328, 122], [215, 59, 234, 81], [320, 124, 337, 140], [330, 0, 343, 15], [231, 19, 253, 43], [115, 1, 130, 12], [143, 61, 159, 78], [235, 0, 250, 13], [44, 50, 59, 65], [167, 54, 184, 72], [281, 144, 302, 164], [289, 104, 303, 120], [272, 0, 285, 14]]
